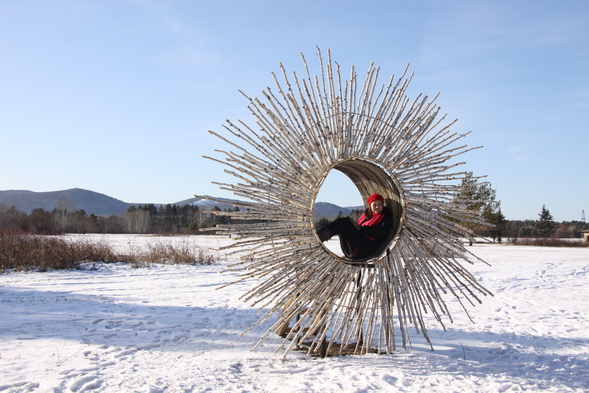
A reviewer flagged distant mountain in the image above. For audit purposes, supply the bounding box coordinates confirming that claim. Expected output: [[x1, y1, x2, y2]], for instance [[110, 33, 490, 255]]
[[0, 189, 134, 216], [0, 189, 360, 219], [313, 202, 352, 220], [174, 196, 241, 212], [176, 198, 363, 220]]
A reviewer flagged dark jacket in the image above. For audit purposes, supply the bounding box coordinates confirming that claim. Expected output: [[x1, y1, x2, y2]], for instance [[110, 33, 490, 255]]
[[356, 207, 393, 258]]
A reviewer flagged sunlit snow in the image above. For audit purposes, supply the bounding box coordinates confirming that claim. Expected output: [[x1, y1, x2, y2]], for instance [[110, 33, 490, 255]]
[[1, 235, 587, 392]]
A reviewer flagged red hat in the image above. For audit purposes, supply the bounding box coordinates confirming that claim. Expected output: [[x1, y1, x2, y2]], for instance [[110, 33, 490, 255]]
[[367, 193, 384, 205]]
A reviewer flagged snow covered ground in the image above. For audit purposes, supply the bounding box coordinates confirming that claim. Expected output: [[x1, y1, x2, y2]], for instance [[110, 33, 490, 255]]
[[1, 235, 588, 392]]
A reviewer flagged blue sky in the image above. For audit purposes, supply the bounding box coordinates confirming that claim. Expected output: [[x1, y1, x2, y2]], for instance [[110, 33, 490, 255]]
[[1, 0, 587, 221]]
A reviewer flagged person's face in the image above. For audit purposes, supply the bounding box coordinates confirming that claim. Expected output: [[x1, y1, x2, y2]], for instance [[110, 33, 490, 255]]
[[370, 200, 384, 215]]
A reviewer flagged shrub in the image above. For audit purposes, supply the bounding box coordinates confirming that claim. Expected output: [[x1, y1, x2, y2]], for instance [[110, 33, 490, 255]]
[[513, 238, 589, 248], [138, 238, 217, 265], [0, 231, 218, 272], [0, 231, 92, 271]]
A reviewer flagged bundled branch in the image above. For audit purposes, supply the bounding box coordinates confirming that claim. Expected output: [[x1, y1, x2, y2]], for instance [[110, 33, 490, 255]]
[[205, 48, 492, 358]]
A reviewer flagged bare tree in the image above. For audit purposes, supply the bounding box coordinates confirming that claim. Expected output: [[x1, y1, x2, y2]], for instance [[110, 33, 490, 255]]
[[55, 197, 76, 231], [123, 208, 150, 234]]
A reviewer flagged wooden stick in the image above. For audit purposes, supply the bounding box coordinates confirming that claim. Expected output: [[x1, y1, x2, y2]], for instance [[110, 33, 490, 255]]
[[205, 49, 492, 357]]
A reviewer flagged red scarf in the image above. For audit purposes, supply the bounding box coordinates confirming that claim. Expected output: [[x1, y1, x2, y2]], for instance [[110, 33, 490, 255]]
[[358, 213, 385, 228]]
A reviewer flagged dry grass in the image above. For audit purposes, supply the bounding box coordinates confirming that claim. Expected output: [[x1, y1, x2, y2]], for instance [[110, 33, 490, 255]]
[[139, 238, 218, 266], [513, 238, 589, 248], [0, 231, 218, 272]]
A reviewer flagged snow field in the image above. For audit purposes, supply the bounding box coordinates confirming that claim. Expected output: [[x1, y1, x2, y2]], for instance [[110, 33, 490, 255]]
[[0, 235, 588, 392]]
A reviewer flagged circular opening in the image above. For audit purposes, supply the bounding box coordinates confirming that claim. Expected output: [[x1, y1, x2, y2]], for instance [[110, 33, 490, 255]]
[[314, 159, 404, 265], [315, 169, 363, 221]]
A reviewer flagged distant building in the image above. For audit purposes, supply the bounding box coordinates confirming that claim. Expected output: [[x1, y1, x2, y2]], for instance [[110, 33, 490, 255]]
[[583, 231, 589, 243]]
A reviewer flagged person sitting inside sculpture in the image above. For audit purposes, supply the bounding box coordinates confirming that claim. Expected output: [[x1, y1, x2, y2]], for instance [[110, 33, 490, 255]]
[[316, 193, 393, 260]]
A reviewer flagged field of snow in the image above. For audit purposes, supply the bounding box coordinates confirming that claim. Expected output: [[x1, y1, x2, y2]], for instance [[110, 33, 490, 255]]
[[1, 234, 588, 392]]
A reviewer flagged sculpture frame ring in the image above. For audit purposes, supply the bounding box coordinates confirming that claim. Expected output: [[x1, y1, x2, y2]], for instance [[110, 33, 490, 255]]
[[314, 158, 405, 265], [203, 49, 492, 357]]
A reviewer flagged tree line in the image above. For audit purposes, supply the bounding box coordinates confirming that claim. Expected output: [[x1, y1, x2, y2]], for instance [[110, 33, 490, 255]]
[[1, 181, 587, 239], [0, 202, 241, 235]]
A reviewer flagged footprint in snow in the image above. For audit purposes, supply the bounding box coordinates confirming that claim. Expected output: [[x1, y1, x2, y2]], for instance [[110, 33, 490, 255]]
[[68, 375, 103, 392]]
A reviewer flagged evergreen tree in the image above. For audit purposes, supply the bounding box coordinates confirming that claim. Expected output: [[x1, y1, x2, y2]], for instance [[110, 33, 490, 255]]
[[485, 207, 506, 243], [162, 204, 178, 232], [315, 217, 331, 230], [536, 205, 556, 238], [453, 172, 499, 244]]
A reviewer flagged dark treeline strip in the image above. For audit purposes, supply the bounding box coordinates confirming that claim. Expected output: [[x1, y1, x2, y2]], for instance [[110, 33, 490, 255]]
[[1, 203, 587, 240], [0, 204, 241, 235], [504, 219, 589, 240]]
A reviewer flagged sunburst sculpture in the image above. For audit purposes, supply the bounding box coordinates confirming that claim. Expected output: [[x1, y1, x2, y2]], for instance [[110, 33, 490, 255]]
[[203, 49, 492, 357]]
